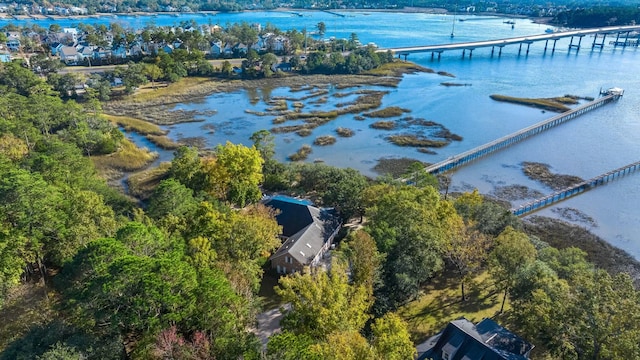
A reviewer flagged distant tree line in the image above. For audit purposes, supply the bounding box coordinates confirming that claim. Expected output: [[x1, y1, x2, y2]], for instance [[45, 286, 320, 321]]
[[553, 6, 640, 27]]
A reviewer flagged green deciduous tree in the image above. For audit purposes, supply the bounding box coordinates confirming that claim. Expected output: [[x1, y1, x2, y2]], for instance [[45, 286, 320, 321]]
[[341, 230, 381, 301], [202, 142, 264, 206], [370, 313, 416, 360], [444, 222, 492, 301], [266, 331, 319, 360], [364, 184, 453, 312], [489, 226, 537, 313], [276, 262, 371, 339]]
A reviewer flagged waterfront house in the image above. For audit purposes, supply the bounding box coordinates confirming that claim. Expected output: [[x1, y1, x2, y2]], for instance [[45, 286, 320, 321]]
[[6, 39, 20, 52], [265, 195, 341, 274], [59, 46, 82, 64], [210, 41, 223, 57], [417, 318, 534, 360]]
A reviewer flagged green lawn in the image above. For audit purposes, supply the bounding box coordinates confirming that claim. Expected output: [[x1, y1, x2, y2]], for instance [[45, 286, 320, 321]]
[[398, 271, 512, 344]]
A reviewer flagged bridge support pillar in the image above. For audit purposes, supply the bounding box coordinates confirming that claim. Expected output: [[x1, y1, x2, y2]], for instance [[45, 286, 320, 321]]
[[518, 43, 522, 55], [469, 49, 473, 58], [552, 39, 557, 53], [569, 35, 584, 51], [614, 32, 621, 46], [526, 42, 531, 55], [431, 52, 434, 59], [592, 33, 606, 49], [491, 46, 494, 57], [498, 46, 503, 57], [438, 51, 441, 60], [462, 49, 465, 58], [544, 39, 548, 52], [624, 31, 630, 46]]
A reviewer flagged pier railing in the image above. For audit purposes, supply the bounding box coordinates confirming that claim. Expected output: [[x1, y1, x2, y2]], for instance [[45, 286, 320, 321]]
[[511, 160, 640, 216], [424, 93, 621, 175]]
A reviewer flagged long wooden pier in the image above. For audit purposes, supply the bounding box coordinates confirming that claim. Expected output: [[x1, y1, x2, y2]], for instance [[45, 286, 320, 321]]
[[511, 160, 640, 216], [424, 89, 624, 175], [379, 25, 640, 59]]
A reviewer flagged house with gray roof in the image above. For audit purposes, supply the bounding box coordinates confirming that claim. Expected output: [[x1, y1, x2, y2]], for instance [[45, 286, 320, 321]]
[[417, 318, 533, 360], [265, 195, 341, 274]]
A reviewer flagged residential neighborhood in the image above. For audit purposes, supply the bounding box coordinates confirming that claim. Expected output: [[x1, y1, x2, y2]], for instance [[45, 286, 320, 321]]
[[1, 22, 297, 66]]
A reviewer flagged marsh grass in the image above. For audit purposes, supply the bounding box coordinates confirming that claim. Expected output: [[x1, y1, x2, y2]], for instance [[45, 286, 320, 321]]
[[417, 148, 437, 154], [363, 61, 435, 76], [288, 145, 312, 161], [441, 82, 471, 87], [127, 162, 171, 200], [266, 99, 288, 112], [335, 127, 355, 137], [388, 135, 449, 148], [146, 135, 181, 150], [370, 121, 396, 130], [437, 71, 456, 77], [103, 114, 167, 136], [364, 106, 410, 118], [373, 157, 426, 177], [92, 138, 158, 175], [490, 94, 572, 112], [313, 135, 336, 146]]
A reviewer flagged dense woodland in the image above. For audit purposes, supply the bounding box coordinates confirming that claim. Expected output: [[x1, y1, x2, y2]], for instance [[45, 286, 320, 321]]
[[552, 6, 640, 27], [2, 41, 640, 359]]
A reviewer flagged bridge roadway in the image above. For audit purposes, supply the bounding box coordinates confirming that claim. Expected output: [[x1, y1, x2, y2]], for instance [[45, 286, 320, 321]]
[[423, 91, 623, 175], [511, 160, 640, 216], [380, 25, 640, 57]]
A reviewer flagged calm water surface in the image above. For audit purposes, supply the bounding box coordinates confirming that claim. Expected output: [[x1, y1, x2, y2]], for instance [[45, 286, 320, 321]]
[[5, 12, 638, 258]]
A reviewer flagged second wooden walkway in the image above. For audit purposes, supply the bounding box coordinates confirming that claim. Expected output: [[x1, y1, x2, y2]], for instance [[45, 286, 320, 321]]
[[511, 160, 640, 216], [424, 90, 623, 175]]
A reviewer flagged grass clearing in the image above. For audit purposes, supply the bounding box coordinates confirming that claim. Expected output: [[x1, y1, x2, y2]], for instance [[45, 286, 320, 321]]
[[131, 77, 218, 102], [92, 138, 158, 180], [103, 114, 166, 136], [398, 271, 510, 344], [127, 162, 171, 200], [0, 282, 57, 351]]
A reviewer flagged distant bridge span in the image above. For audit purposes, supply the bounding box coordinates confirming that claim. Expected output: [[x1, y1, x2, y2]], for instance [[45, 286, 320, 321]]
[[378, 25, 640, 59]]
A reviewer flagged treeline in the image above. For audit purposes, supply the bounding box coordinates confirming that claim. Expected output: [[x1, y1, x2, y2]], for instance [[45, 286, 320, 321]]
[[553, 6, 640, 27]]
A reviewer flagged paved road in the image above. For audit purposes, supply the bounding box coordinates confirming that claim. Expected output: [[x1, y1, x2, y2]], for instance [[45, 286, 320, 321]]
[[59, 58, 245, 74]]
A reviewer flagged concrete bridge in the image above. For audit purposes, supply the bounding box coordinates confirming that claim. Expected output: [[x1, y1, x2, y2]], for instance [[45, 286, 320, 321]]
[[380, 25, 640, 59], [423, 88, 624, 175]]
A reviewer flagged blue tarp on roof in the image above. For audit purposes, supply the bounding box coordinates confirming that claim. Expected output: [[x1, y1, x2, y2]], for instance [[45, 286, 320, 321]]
[[269, 194, 313, 206]]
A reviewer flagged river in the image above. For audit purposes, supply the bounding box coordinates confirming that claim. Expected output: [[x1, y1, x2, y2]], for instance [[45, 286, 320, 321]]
[[4, 11, 639, 258]]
